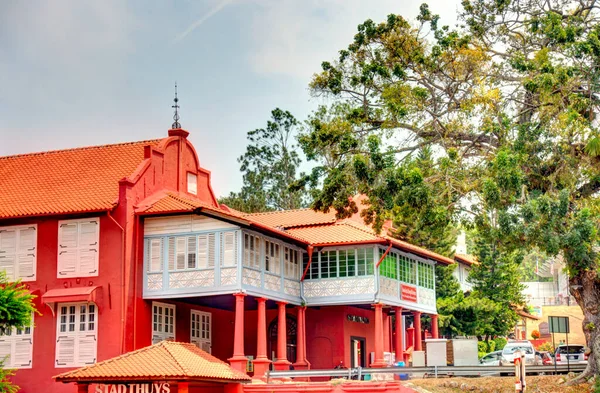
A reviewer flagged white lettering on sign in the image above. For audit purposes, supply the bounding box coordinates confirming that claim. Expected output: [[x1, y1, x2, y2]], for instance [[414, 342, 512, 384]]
[[94, 382, 170, 393]]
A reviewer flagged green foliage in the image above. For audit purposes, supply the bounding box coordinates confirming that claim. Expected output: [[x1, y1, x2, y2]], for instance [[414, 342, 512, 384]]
[[435, 264, 461, 300], [493, 337, 508, 352], [0, 271, 36, 392], [477, 340, 497, 358], [219, 108, 309, 212], [536, 342, 554, 352]]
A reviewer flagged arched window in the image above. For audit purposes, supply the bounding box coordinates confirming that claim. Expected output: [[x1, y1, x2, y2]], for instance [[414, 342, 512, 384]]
[[268, 315, 297, 363]]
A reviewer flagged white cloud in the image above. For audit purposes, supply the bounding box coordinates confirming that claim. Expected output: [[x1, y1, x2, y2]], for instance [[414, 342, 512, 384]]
[[246, 0, 460, 80]]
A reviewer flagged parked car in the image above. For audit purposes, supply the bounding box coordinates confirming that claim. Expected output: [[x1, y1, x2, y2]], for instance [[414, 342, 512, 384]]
[[480, 350, 502, 366], [500, 340, 538, 366], [554, 345, 588, 365], [537, 351, 553, 366]]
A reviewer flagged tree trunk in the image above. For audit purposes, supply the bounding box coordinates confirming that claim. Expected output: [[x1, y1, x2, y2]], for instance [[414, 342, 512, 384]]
[[565, 269, 600, 385]]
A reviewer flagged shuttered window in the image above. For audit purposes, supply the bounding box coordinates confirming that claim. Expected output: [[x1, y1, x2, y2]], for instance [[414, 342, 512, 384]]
[[284, 246, 300, 279], [190, 310, 211, 353], [0, 314, 34, 368], [166, 234, 216, 271], [57, 218, 99, 278], [145, 238, 164, 273], [220, 231, 237, 267], [152, 302, 175, 344], [0, 225, 37, 282], [243, 233, 260, 269], [55, 303, 97, 367], [264, 240, 280, 274]]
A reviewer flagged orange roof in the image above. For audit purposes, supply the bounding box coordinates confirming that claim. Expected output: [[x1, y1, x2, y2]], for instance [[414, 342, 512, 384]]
[[245, 209, 336, 229], [138, 192, 222, 215], [0, 140, 161, 219], [54, 341, 250, 383], [287, 222, 381, 245], [455, 253, 477, 266]]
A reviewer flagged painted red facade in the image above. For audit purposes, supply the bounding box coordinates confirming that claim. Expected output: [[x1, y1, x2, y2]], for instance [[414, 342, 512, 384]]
[[0, 128, 445, 393]]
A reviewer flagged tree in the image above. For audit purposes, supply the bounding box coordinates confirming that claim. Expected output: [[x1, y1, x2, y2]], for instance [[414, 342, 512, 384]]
[[0, 272, 37, 393], [220, 108, 309, 213], [300, 0, 600, 383]]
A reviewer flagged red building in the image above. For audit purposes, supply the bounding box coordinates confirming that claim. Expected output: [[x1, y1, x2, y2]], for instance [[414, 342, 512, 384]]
[[0, 126, 451, 393]]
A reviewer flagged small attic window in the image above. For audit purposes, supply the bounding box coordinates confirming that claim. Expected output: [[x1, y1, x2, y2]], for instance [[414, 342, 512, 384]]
[[187, 173, 197, 195]]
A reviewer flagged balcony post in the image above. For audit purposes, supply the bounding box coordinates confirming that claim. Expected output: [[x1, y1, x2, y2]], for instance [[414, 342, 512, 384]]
[[228, 293, 247, 373], [413, 311, 422, 351], [252, 297, 271, 379], [394, 306, 403, 362], [273, 301, 291, 370], [371, 303, 387, 367]]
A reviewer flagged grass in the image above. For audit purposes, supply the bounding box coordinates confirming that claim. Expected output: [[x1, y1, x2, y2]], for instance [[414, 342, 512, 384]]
[[409, 375, 593, 393]]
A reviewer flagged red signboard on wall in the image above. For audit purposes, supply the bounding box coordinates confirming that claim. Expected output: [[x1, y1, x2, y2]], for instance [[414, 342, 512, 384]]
[[401, 284, 417, 302]]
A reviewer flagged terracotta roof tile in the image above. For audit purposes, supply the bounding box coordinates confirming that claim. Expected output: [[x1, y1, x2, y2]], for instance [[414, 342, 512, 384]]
[[244, 209, 336, 229], [286, 223, 381, 245], [54, 341, 250, 383], [0, 140, 161, 219]]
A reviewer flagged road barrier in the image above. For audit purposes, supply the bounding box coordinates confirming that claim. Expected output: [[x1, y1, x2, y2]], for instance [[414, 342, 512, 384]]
[[265, 364, 586, 382]]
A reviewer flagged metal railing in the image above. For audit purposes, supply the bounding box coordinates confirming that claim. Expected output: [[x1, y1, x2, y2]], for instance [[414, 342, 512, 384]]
[[265, 364, 586, 382]]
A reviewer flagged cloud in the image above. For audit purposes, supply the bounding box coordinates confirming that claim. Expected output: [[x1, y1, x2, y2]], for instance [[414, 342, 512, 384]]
[[173, 0, 233, 44], [245, 0, 460, 80]]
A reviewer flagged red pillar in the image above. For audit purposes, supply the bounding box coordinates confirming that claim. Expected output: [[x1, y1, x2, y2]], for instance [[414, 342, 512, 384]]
[[383, 312, 391, 352], [273, 301, 291, 370], [293, 306, 309, 370], [413, 311, 422, 351], [253, 297, 271, 378], [372, 303, 387, 367], [394, 307, 403, 362], [228, 293, 247, 373], [431, 314, 439, 339]]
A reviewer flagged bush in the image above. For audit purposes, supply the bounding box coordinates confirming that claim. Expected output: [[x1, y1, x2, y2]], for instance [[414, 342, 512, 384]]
[[536, 342, 554, 352], [493, 337, 508, 352], [477, 340, 496, 358], [531, 330, 540, 339]]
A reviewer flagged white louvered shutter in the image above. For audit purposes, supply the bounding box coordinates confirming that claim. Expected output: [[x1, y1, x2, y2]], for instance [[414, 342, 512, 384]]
[[198, 234, 208, 268], [0, 230, 17, 280], [55, 336, 76, 366], [13, 338, 32, 367], [0, 337, 11, 365], [207, 233, 216, 268], [17, 227, 36, 280], [168, 237, 175, 271], [78, 221, 99, 275], [221, 232, 236, 267], [77, 335, 97, 365], [150, 239, 163, 272], [176, 237, 186, 270], [58, 223, 78, 276]]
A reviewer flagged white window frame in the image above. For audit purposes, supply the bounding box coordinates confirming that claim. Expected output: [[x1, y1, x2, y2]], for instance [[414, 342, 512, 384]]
[[0, 314, 34, 369], [243, 233, 261, 269], [55, 303, 98, 368], [57, 218, 100, 278], [152, 302, 175, 344], [264, 239, 281, 275], [0, 224, 37, 282], [284, 246, 300, 280], [187, 173, 198, 195], [220, 231, 237, 267], [190, 310, 211, 353]]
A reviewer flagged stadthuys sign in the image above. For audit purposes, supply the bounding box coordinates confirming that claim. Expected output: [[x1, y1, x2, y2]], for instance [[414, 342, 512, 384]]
[[95, 383, 170, 393]]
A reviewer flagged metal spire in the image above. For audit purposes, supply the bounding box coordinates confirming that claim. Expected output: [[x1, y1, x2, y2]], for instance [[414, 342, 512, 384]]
[[171, 83, 181, 129]]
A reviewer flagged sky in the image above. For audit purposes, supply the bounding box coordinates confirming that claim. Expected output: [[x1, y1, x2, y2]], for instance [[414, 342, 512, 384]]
[[0, 0, 460, 197]]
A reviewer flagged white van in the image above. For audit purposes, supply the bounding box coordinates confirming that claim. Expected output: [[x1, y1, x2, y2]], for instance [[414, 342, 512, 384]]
[[500, 340, 538, 366]]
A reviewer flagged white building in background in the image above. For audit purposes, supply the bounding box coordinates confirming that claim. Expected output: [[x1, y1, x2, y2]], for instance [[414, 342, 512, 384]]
[[522, 255, 573, 307], [452, 231, 474, 292]]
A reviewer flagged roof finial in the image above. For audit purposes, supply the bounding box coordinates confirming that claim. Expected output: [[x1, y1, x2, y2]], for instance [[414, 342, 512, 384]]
[[171, 82, 181, 129]]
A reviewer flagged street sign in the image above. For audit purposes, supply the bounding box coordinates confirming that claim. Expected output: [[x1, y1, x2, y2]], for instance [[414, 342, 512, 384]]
[[548, 316, 570, 333]]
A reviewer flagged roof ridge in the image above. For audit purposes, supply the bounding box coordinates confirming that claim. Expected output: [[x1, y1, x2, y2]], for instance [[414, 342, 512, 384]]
[[0, 138, 163, 161], [162, 341, 193, 376], [244, 208, 314, 217]]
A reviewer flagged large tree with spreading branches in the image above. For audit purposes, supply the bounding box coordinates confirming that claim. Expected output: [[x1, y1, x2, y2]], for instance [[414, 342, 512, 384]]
[[298, 0, 600, 383]]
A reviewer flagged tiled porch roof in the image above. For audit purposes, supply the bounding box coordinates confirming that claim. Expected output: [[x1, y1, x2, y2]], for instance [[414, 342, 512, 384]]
[[54, 341, 251, 383]]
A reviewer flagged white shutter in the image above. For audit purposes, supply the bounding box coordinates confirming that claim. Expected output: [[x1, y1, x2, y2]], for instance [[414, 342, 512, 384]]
[[17, 254, 35, 279], [0, 255, 15, 281], [13, 338, 32, 367], [198, 235, 208, 268], [79, 221, 99, 275], [77, 335, 97, 365], [207, 233, 215, 268], [176, 237, 186, 270], [0, 338, 11, 366], [221, 232, 236, 267], [59, 223, 78, 248], [57, 251, 78, 276], [0, 230, 17, 281], [56, 336, 76, 366], [168, 237, 175, 270], [150, 239, 163, 272], [17, 227, 36, 279]]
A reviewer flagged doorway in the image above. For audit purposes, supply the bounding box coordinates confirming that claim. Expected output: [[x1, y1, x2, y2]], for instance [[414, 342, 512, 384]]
[[268, 315, 297, 363], [350, 336, 366, 368]]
